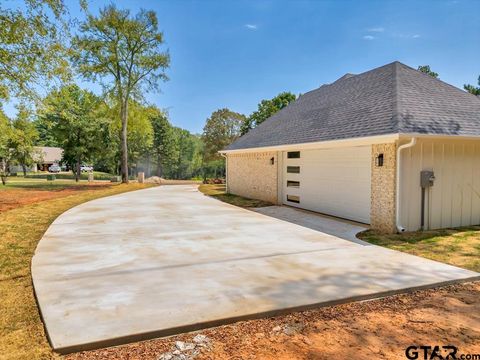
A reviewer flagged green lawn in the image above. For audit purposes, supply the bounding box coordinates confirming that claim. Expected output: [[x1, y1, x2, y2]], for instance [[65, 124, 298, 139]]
[[198, 184, 273, 208], [20, 171, 114, 181], [358, 227, 480, 272], [0, 181, 155, 359], [0, 177, 107, 190]]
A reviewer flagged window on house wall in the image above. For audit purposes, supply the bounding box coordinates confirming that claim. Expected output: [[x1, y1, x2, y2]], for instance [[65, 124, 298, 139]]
[[287, 166, 300, 174], [287, 151, 300, 159], [287, 195, 300, 203], [287, 180, 300, 188]]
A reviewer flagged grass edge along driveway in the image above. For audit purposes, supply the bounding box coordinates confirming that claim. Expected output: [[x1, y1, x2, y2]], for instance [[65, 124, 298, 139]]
[[198, 184, 272, 208], [358, 227, 480, 273], [0, 182, 155, 360]]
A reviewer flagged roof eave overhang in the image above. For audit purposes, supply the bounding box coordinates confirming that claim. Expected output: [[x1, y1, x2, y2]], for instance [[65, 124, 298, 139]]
[[220, 133, 480, 154], [398, 133, 480, 141], [219, 134, 400, 154]]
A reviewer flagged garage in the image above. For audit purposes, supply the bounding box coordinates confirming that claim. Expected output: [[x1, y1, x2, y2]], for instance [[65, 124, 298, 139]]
[[282, 146, 372, 224]]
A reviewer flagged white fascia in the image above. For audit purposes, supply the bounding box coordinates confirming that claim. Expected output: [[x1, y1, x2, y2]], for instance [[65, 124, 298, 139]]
[[218, 133, 400, 155]]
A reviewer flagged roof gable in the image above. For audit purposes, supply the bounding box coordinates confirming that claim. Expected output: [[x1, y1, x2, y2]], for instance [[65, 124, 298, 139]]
[[34, 146, 63, 163]]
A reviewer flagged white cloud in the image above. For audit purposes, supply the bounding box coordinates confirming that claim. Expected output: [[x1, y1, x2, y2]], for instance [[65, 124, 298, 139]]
[[393, 33, 421, 39], [244, 24, 258, 30], [367, 27, 385, 32], [363, 35, 375, 40]]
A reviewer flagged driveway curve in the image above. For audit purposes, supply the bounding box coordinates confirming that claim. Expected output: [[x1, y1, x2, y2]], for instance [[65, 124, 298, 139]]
[[32, 185, 479, 353]]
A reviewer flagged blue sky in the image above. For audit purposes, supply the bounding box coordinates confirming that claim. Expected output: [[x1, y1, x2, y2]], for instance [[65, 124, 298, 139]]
[[5, 0, 480, 133]]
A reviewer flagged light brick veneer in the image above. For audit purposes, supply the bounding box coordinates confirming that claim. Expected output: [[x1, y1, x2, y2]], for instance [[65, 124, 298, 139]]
[[370, 143, 397, 233], [227, 152, 278, 204]]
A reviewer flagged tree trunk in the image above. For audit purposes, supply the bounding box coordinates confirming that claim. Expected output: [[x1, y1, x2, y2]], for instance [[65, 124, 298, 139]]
[[1, 158, 9, 185], [120, 99, 129, 184], [22, 163, 27, 177], [75, 155, 81, 182]]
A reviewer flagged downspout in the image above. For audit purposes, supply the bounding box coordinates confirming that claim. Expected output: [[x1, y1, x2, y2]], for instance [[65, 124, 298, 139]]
[[220, 153, 228, 193], [396, 137, 416, 232]]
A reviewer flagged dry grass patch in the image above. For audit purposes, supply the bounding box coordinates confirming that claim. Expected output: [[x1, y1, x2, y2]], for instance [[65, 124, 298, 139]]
[[0, 182, 155, 360], [198, 184, 272, 208], [0, 179, 115, 212], [358, 226, 480, 272]]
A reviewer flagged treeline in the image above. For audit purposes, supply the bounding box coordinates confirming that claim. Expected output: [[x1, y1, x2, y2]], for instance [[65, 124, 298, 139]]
[[0, 84, 299, 184], [34, 84, 204, 180], [0, 0, 300, 184]]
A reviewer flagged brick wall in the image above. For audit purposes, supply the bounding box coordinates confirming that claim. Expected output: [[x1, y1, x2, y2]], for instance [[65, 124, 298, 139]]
[[370, 143, 397, 233], [227, 152, 278, 204]]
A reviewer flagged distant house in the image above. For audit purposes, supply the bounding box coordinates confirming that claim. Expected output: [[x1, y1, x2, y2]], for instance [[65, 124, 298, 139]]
[[221, 61, 480, 233], [34, 146, 63, 171], [10, 146, 63, 173]]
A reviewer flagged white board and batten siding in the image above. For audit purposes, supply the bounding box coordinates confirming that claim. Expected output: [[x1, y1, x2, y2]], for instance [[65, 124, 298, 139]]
[[282, 146, 371, 224], [400, 139, 480, 231]]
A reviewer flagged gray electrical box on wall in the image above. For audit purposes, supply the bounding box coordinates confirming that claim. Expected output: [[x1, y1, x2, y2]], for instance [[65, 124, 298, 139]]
[[420, 170, 435, 188]]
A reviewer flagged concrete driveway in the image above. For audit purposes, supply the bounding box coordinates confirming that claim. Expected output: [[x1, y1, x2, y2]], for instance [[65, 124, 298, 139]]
[[32, 185, 479, 353]]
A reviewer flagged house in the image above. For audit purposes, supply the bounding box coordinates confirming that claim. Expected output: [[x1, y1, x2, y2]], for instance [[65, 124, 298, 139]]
[[34, 146, 63, 171], [10, 146, 63, 173], [220, 62, 480, 233]]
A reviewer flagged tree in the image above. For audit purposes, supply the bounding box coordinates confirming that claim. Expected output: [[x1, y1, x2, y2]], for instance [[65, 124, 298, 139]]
[[0, 0, 69, 100], [170, 128, 194, 179], [464, 76, 480, 96], [202, 108, 245, 162], [33, 116, 61, 147], [241, 92, 296, 135], [417, 65, 439, 78], [72, 5, 170, 183], [10, 106, 39, 176], [109, 100, 154, 176], [150, 111, 176, 177], [0, 111, 13, 185], [41, 84, 107, 181]]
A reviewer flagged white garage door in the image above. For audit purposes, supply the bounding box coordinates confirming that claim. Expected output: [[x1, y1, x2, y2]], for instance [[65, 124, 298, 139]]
[[282, 147, 371, 224]]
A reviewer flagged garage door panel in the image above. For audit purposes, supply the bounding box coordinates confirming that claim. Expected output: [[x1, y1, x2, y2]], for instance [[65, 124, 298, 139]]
[[283, 147, 371, 224]]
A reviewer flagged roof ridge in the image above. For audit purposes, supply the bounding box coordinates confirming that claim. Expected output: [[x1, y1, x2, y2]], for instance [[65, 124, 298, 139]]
[[301, 62, 401, 97]]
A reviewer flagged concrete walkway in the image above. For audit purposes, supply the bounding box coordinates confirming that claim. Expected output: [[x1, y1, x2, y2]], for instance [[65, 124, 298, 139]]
[[32, 185, 479, 353], [253, 205, 370, 244]]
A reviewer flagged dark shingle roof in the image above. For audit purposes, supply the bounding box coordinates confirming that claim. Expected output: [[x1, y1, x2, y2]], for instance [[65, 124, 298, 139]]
[[226, 62, 480, 151]]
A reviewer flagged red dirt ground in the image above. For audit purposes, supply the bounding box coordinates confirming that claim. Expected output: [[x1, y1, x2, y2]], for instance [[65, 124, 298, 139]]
[[0, 183, 112, 212], [66, 281, 480, 360]]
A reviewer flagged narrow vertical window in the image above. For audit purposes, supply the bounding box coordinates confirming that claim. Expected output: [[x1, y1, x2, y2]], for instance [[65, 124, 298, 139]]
[[287, 180, 300, 188], [287, 195, 300, 203]]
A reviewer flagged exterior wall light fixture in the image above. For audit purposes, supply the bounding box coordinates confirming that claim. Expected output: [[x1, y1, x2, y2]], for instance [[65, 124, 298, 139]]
[[375, 153, 384, 167]]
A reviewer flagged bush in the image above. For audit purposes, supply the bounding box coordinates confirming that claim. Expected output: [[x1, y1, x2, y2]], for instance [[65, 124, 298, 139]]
[[46, 174, 56, 181]]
